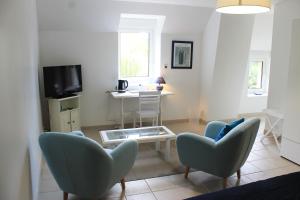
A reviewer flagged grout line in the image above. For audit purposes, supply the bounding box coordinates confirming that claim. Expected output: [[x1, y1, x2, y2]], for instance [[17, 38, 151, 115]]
[[124, 180, 153, 197], [144, 178, 154, 193]]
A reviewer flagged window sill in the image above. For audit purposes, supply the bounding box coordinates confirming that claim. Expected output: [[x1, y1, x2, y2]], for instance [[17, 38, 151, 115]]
[[247, 93, 268, 97]]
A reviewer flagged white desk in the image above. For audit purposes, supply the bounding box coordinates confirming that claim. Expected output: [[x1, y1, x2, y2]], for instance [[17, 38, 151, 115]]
[[110, 90, 174, 128]]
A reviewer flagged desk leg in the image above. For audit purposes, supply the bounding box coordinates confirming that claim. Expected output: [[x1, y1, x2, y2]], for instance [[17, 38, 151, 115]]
[[165, 139, 171, 161], [155, 141, 160, 151], [121, 98, 124, 129], [159, 98, 163, 125]]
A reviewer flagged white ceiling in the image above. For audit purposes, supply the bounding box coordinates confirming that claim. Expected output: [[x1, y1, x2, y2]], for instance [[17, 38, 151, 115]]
[[113, 0, 216, 7], [37, 0, 214, 33]]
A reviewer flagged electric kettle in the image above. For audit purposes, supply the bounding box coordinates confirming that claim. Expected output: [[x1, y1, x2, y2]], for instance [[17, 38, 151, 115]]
[[117, 80, 128, 91]]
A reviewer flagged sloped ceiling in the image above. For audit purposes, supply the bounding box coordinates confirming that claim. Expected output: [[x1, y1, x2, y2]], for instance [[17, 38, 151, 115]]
[[113, 0, 216, 7], [37, 0, 214, 33]]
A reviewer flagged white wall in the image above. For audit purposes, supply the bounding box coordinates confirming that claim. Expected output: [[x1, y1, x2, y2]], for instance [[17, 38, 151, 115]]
[[199, 12, 221, 119], [39, 31, 119, 127], [267, 0, 300, 164], [0, 0, 42, 200], [161, 33, 202, 120], [281, 19, 300, 164], [239, 51, 271, 114], [39, 31, 202, 127], [268, 0, 300, 112], [239, 95, 268, 114], [251, 13, 274, 51], [204, 14, 255, 121], [238, 13, 274, 115]]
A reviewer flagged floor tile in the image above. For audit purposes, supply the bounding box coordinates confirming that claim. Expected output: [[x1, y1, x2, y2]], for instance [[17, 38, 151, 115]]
[[104, 183, 125, 198], [228, 176, 253, 187], [126, 193, 156, 200], [188, 171, 219, 186], [246, 152, 264, 162], [153, 186, 201, 200], [146, 174, 190, 192], [250, 157, 291, 171], [240, 163, 262, 175], [124, 180, 151, 196], [245, 171, 267, 182], [253, 148, 279, 159], [39, 189, 125, 200], [100, 196, 126, 200], [202, 179, 231, 192], [39, 191, 61, 200], [39, 179, 60, 193], [41, 164, 54, 179]]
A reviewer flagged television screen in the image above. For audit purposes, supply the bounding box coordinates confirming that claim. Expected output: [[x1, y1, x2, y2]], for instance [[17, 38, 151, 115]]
[[43, 65, 82, 98]]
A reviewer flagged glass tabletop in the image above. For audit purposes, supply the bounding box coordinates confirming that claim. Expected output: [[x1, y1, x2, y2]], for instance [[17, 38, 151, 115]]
[[104, 127, 170, 140]]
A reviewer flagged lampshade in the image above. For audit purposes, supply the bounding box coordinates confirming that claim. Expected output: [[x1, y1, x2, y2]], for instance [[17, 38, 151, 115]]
[[156, 76, 166, 84], [216, 0, 271, 14]]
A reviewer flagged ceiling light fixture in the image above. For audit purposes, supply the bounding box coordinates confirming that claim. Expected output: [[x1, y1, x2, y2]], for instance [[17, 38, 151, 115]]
[[216, 0, 271, 14]]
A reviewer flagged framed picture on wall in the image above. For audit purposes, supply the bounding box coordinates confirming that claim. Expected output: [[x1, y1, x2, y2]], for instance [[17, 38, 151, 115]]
[[171, 41, 193, 69]]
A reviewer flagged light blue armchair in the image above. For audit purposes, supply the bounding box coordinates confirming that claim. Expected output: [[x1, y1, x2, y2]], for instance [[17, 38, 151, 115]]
[[176, 118, 260, 188], [39, 131, 138, 200]]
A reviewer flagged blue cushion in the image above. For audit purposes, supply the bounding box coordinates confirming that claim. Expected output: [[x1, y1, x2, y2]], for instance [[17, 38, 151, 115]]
[[214, 118, 245, 141]]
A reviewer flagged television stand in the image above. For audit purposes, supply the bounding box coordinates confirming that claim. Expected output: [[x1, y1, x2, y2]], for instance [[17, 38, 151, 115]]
[[52, 93, 78, 99], [48, 95, 81, 132]]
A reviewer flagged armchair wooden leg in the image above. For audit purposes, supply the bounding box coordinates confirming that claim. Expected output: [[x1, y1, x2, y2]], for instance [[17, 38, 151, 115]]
[[237, 169, 241, 179], [120, 178, 125, 190], [223, 178, 227, 189], [184, 166, 190, 179], [63, 192, 68, 200]]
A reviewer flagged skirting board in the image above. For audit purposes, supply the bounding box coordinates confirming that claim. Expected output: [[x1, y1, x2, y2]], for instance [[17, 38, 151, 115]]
[[238, 112, 265, 118]]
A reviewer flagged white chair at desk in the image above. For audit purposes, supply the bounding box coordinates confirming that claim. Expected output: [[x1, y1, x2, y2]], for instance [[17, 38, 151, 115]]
[[133, 91, 161, 127], [109, 90, 174, 128]]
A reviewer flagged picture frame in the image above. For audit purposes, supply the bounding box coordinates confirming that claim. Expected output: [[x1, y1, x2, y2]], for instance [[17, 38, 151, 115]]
[[171, 41, 193, 69]]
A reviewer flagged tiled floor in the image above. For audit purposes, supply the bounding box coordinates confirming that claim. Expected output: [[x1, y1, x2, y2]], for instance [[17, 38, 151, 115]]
[[39, 119, 300, 200]]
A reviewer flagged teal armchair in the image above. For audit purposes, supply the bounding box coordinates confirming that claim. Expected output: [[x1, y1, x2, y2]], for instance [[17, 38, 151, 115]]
[[176, 118, 260, 188], [39, 131, 138, 200]]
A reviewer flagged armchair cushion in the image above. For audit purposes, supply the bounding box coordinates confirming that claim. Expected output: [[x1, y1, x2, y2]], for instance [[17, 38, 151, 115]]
[[205, 121, 227, 139], [215, 118, 245, 141]]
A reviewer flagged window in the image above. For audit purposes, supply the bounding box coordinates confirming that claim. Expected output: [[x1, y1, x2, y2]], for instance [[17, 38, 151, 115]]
[[248, 61, 264, 89], [118, 14, 165, 84], [119, 32, 150, 78], [247, 52, 271, 96]]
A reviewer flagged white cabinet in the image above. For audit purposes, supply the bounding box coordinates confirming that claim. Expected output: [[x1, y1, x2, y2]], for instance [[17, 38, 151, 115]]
[[48, 95, 81, 132], [70, 109, 80, 131]]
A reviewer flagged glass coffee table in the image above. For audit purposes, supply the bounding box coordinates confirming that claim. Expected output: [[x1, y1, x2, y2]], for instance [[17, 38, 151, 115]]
[[100, 126, 176, 161]]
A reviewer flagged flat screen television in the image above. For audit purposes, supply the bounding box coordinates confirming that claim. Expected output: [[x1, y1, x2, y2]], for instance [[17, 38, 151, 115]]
[[43, 65, 82, 98]]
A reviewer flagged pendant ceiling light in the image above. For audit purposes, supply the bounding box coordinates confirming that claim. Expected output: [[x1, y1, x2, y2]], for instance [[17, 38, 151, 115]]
[[216, 0, 271, 14]]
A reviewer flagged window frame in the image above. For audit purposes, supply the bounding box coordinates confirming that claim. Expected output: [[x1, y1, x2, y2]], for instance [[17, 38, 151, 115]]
[[118, 29, 155, 85], [247, 54, 270, 96], [248, 60, 264, 90], [118, 31, 151, 79]]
